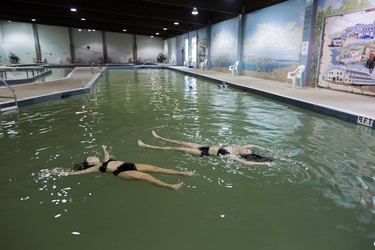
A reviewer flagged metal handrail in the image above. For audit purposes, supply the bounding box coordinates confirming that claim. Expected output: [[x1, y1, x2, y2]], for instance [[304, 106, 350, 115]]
[[141, 59, 152, 65], [0, 76, 18, 108]]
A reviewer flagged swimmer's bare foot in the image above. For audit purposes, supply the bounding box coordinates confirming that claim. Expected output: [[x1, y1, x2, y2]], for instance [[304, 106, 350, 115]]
[[169, 182, 183, 190], [184, 170, 196, 176], [152, 130, 160, 138], [138, 139, 146, 147]]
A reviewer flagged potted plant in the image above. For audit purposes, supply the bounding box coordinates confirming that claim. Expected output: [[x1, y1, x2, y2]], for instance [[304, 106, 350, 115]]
[[8, 52, 20, 64], [188, 58, 193, 68], [157, 52, 166, 63]]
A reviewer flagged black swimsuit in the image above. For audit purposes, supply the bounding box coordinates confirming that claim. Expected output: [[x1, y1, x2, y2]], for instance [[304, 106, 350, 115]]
[[217, 147, 230, 156], [99, 159, 138, 176], [113, 162, 137, 176], [242, 153, 273, 162], [198, 146, 231, 156], [198, 146, 210, 156]]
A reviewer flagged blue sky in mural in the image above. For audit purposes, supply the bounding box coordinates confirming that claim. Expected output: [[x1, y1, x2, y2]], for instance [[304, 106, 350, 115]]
[[243, 0, 305, 60], [318, 0, 375, 11], [210, 17, 238, 57], [324, 9, 375, 35]]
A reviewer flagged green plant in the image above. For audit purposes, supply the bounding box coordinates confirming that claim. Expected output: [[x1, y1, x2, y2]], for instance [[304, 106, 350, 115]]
[[157, 52, 166, 63], [8, 52, 20, 64]]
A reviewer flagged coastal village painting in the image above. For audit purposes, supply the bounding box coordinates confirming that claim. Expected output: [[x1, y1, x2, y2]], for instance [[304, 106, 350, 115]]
[[318, 8, 375, 96]]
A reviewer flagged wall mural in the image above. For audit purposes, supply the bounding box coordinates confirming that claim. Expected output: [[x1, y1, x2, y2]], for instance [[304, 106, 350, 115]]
[[312, 0, 374, 88], [243, 0, 305, 82], [197, 28, 207, 66], [210, 17, 238, 72], [318, 8, 375, 96]]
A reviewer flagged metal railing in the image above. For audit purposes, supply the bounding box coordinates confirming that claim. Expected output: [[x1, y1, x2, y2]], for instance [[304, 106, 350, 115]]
[[0, 76, 18, 111]]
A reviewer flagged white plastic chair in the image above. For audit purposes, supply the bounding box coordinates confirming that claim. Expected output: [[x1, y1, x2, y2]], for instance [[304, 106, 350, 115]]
[[199, 59, 208, 70], [286, 65, 305, 88], [228, 61, 239, 76]]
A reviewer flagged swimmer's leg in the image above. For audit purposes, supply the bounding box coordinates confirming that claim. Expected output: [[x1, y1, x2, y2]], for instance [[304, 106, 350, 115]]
[[138, 140, 201, 156], [136, 163, 195, 176], [152, 130, 202, 148], [117, 171, 183, 190]]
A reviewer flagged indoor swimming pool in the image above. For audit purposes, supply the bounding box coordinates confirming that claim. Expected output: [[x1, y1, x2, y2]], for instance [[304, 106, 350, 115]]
[[0, 69, 374, 249]]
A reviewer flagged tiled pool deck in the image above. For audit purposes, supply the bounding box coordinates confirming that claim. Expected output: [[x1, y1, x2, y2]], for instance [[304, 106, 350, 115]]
[[0, 67, 102, 110], [0, 65, 374, 129]]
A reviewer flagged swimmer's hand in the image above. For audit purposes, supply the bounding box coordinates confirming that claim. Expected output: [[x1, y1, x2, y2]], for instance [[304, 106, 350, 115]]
[[48, 170, 65, 175], [264, 162, 275, 167]]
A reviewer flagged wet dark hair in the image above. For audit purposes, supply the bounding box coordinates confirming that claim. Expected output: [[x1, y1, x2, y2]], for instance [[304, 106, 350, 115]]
[[242, 153, 273, 162], [74, 160, 91, 170]]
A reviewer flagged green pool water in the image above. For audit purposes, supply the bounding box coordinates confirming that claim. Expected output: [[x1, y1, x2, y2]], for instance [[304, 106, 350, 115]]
[[0, 68, 374, 250]]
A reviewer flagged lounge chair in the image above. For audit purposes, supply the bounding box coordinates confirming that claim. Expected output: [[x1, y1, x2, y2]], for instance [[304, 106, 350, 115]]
[[228, 61, 239, 76], [286, 65, 305, 88]]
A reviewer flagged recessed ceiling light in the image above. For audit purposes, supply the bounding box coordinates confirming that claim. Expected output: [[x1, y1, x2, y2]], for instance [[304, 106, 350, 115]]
[[78, 29, 82, 31], [192, 7, 198, 15], [70, 8, 77, 12], [81, 18, 86, 21], [123, 29, 127, 32], [31, 19, 36, 22], [92, 29, 96, 31], [150, 36, 154, 38], [174, 22, 179, 25], [88, 29, 91, 32], [163, 28, 167, 30], [156, 32, 159, 35]]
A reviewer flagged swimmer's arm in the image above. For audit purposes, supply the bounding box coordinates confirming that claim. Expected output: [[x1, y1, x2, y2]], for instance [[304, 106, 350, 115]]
[[102, 145, 110, 162], [49, 167, 98, 176], [241, 144, 272, 152], [228, 155, 274, 167]]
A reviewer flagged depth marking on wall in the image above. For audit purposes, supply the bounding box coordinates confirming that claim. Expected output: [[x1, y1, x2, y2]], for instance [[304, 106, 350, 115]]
[[357, 116, 374, 127]]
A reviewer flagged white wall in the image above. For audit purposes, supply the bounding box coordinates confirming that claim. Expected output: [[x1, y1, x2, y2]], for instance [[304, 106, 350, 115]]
[[105, 32, 133, 63], [38, 24, 70, 63], [0, 21, 35, 64], [176, 34, 188, 66], [136, 35, 163, 63], [0, 21, 165, 65], [71, 29, 103, 64], [165, 37, 177, 64]]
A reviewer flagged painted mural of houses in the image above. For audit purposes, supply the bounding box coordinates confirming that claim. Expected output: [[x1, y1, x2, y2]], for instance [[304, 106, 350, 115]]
[[324, 67, 375, 85], [343, 21, 375, 38], [337, 51, 361, 64]]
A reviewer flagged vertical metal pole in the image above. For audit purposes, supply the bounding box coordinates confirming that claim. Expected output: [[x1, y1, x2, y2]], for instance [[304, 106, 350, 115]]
[[68, 28, 75, 63], [237, 6, 245, 75], [32, 23, 41, 63], [300, 0, 318, 87], [133, 34, 137, 62], [102, 31, 108, 63], [207, 19, 211, 69]]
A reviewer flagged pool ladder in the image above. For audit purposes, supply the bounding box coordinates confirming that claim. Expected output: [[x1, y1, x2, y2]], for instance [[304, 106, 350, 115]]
[[0, 76, 18, 113]]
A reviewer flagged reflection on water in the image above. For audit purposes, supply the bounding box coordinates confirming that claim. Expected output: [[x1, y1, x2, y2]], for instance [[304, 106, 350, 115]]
[[0, 69, 374, 249]]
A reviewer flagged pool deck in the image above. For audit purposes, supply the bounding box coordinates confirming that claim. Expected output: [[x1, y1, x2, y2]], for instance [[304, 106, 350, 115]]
[[0, 66, 103, 111], [0, 65, 374, 129], [172, 66, 375, 129]]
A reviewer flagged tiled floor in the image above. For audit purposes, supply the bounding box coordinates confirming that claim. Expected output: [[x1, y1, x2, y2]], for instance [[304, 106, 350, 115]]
[[1, 65, 374, 129]]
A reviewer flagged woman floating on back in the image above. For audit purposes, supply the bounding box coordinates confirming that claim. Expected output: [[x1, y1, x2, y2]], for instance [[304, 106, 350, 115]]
[[49, 145, 195, 190], [138, 131, 275, 167]]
